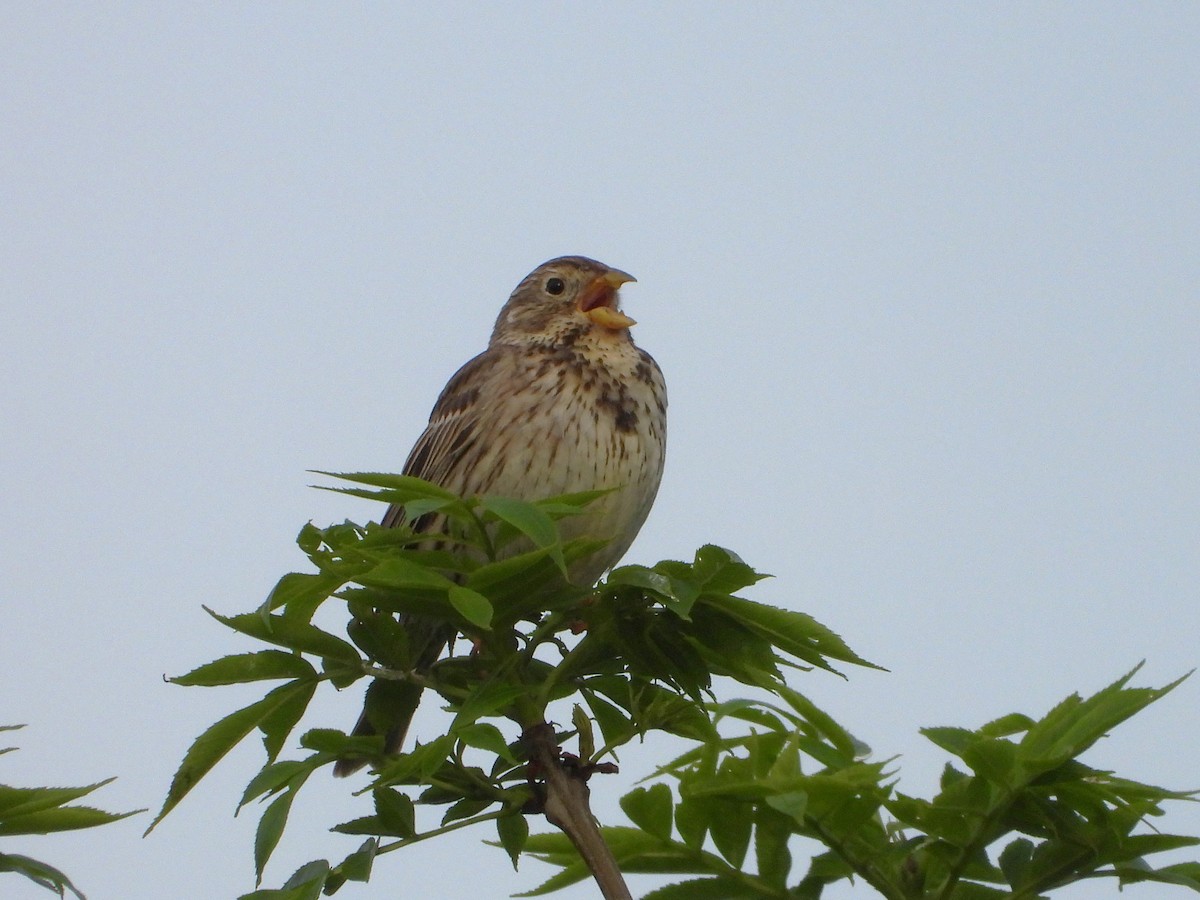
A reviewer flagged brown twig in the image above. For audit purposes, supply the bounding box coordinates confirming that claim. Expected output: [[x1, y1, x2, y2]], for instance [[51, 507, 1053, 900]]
[[522, 722, 632, 900]]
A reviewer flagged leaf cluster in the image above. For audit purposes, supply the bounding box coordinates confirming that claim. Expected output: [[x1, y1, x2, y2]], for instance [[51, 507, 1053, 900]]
[[150, 474, 1200, 899], [0, 724, 141, 900], [152, 474, 866, 896], [525, 668, 1200, 898]]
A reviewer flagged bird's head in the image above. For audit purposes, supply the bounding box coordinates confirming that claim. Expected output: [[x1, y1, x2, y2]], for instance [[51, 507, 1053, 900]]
[[490, 256, 637, 347]]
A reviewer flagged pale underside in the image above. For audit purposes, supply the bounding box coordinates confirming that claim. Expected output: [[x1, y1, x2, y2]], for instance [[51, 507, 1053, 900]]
[[388, 326, 667, 586]]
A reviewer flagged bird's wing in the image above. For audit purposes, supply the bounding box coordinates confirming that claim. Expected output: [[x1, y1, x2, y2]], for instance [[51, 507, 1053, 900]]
[[340, 350, 507, 777], [379, 347, 503, 529]]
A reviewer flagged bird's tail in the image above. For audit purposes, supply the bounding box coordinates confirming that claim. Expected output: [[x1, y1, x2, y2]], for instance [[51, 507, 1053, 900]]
[[333, 678, 424, 777], [334, 615, 451, 778]]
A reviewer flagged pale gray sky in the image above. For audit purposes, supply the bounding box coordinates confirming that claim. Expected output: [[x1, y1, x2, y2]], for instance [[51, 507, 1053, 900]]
[[2, 6, 1197, 900]]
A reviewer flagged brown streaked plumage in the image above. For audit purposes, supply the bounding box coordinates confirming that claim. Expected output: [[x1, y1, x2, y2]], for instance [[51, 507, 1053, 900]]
[[334, 256, 667, 776]]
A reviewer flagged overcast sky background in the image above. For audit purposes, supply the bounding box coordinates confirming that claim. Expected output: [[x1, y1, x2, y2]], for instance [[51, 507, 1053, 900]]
[[3, 6, 1198, 900]]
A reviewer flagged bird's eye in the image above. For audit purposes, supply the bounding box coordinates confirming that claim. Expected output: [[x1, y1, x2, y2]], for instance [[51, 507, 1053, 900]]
[[545, 277, 566, 296]]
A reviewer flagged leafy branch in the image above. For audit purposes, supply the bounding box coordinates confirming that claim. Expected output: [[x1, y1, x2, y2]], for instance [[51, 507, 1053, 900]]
[[148, 474, 1199, 898], [0, 725, 142, 900]]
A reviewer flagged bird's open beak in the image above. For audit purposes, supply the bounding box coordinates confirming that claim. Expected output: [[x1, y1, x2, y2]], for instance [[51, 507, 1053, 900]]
[[578, 268, 637, 329]]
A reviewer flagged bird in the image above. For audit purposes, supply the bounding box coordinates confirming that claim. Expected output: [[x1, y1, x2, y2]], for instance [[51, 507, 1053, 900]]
[[334, 255, 667, 776]]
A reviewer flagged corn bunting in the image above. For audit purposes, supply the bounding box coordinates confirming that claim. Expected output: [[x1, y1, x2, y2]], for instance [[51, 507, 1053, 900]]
[[334, 256, 667, 776]]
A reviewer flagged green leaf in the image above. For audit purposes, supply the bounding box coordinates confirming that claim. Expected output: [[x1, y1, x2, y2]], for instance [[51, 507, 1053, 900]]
[[373, 735, 456, 786], [0, 781, 115, 822], [147, 680, 316, 834], [337, 585, 454, 625], [764, 790, 807, 824], [238, 859, 331, 900], [691, 544, 768, 594], [688, 606, 780, 686], [1019, 665, 1189, 770], [1116, 833, 1200, 858], [518, 830, 578, 862], [601, 826, 724, 873], [634, 685, 718, 742], [712, 700, 786, 732], [583, 690, 634, 750], [0, 852, 88, 900], [170, 651, 316, 687], [311, 470, 458, 501], [347, 612, 411, 669], [979, 712, 1036, 738], [261, 572, 346, 615], [356, 556, 456, 591], [0, 803, 139, 836], [294, 729, 356, 756], [754, 806, 793, 889], [1116, 861, 1200, 890], [514, 857, 592, 895], [605, 564, 671, 597], [456, 723, 514, 763], [641, 877, 761, 900], [534, 488, 612, 517], [775, 686, 863, 761], [480, 496, 558, 547], [448, 585, 494, 630], [497, 813, 529, 870], [374, 787, 416, 837], [800, 848, 857, 889], [205, 608, 360, 665], [450, 681, 534, 730], [259, 680, 316, 762], [0, 781, 140, 844], [254, 789, 296, 885], [519, 826, 721, 895], [673, 793, 710, 850], [921, 726, 977, 758], [441, 797, 491, 825], [620, 783, 674, 841], [466, 546, 586, 622], [698, 593, 877, 672], [998, 837, 1034, 887], [323, 839, 377, 893], [338, 838, 378, 882], [961, 737, 1019, 786], [615, 612, 710, 702], [238, 760, 314, 810], [605, 565, 698, 617], [706, 797, 752, 868]]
